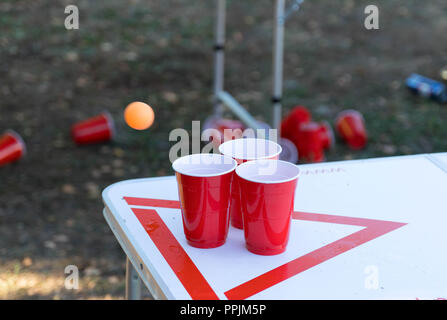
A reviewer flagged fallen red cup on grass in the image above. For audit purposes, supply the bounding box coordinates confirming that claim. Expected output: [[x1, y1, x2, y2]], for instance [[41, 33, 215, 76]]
[[218, 138, 282, 229], [172, 153, 237, 248], [318, 121, 335, 150], [236, 159, 300, 255], [335, 110, 367, 150], [71, 112, 115, 145], [292, 122, 325, 163], [0, 130, 26, 167]]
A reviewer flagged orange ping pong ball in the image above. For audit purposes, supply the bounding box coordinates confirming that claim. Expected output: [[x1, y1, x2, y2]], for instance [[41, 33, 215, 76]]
[[124, 101, 155, 130]]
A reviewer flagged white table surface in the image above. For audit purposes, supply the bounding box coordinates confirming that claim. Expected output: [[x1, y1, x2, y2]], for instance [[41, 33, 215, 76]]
[[102, 153, 447, 300]]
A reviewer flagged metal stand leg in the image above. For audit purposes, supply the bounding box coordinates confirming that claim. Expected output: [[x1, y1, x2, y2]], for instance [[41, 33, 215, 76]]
[[214, 0, 300, 135], [125, 257, 141, 300], [272, 0, 286, 131], [213, 0, 226, 118]]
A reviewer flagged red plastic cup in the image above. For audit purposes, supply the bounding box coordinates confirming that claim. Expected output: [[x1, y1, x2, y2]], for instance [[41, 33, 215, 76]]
[[71, 112, 115, 145], [291, 122, 325, 163], [335, 110, 367, 150], [236, 159, 300, 255], [281, 105, 311, 139], [172, 153, 237, 248], [218, 138, 282, 229], [0, 130, 26, 167], [318, 121, 335, 150]]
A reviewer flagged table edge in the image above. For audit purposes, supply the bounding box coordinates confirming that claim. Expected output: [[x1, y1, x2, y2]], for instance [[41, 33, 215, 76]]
[[102, 153, 447, 199]]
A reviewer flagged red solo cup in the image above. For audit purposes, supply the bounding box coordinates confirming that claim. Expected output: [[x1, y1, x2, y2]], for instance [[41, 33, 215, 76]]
[[0, 130, 26, 167], [292, 122, 325, 163], [71, 112, 115, 145], [318, 121, 335, 150], [335, 110, 367, 150], [281, 105, 311, 139], [236, 159, 300, 255], [288, 105, 311, 128], [218, 138, 282, 229], [172, 153, 237, 248]]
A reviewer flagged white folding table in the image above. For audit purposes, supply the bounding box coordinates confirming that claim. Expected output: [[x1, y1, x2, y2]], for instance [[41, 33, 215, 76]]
[[102, 153, 447, 300]]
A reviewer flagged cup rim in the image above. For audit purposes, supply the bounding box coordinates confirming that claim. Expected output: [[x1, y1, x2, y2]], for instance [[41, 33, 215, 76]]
[[4, 129, 27, 156], [278, 138, 299, 163], [101, 110, 116, 140], [236, 159, 300, 184], [218, 138, 282, 161], [335, 109, 364, 124], [172, 153, 237, 178]]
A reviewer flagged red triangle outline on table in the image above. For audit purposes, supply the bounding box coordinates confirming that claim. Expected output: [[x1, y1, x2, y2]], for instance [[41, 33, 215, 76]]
[[124, 196, 407, 300]]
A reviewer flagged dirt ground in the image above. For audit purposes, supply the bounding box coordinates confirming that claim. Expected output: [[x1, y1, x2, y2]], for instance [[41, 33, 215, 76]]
[[1, 0, 447, 299]]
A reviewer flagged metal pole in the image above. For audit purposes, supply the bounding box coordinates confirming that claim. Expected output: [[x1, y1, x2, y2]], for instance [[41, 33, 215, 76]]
[[217, 91, 261, 130], [272, 0, 285, 131], [213, 0, 226, 117], [125, 257, 141, 300]]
